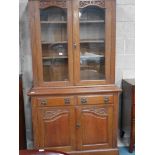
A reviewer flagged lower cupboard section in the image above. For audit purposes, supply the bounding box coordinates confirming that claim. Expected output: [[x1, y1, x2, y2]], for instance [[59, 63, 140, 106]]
[[37, 106, 76, 151], [76, 105, 113, 150], [31, 93, 119, 154]]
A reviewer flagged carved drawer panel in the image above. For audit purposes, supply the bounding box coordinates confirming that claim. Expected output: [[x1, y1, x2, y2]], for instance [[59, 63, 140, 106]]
[[77, 95, 113, 105], [37, 96, 74, 106]]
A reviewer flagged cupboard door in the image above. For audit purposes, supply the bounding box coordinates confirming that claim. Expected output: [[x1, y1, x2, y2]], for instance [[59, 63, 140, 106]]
[[38, 106, 75, 151], [76, 105, 113, 150], [29, 0, 73, 87], [73, 0, 113, 85]]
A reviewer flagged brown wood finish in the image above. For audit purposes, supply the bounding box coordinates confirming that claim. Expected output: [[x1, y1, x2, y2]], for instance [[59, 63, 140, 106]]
[[19, 148, 118, 155], [73, 0, 81, 85], [68, 148, 119, 155], [30, 91, 120, 154], [19, 75, 27, 150], [29, 0, 74, 87], [28, 0, 120, 155], [19, 150, 69, 155], [73, 0, 114, 86], [129, 81, 135, 153], [29, 1, 43, 86], [28, 85, 121, 96], [112, 93, 119, 147], [38, 106, 76, 151], [110, 0, 116, 83], [32, 97, 40, 148], [78, 105, 113, 150], [28, 0, 116, 87], [77, 95, 113, 105], [105, 0, 112, 83], [37, 96, 74, 106], [120, 79, 135, 153], [41, 0, 74, 87]]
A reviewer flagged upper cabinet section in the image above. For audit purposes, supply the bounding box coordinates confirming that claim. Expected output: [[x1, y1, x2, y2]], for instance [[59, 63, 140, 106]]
[[40, 7, 69, 82], [79, 6, 105, 81], [29, 0, 116, 87]]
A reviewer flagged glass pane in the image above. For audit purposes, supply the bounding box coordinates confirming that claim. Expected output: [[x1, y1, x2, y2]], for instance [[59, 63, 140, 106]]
[[40, 7, 68, 82], [79, 6, 105, 80]]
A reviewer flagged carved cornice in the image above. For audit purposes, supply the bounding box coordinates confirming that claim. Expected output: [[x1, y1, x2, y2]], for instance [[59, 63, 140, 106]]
[[83, 107, 108, 117], [40, 0, 67, 9], [43, 109, 68, 120], [79, 0, 105, 8]]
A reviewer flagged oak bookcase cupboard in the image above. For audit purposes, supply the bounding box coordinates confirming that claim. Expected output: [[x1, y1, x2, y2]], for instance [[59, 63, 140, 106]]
[[28, 0, 121, 155]]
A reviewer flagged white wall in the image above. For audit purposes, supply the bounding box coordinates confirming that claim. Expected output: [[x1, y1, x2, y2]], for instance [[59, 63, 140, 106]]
[[116, 0, 135, 86], [19, 0, 135, 148], [19, 0, 33, 148]]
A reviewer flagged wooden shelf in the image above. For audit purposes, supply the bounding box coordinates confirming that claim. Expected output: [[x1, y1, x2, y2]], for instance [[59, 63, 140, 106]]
[[80, 55, 104, 58], [43, 56, 68, 60], [80, 40, 104, 43], [41, 20, 104, 24], [80, 20, 105, 23], [42, 41, 67, 44], [41, 21, 67, 24]]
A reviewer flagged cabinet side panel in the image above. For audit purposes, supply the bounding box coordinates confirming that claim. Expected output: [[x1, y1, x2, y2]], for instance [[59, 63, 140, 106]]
[[29, 1, 43, 86], [112, 93, 119, 147], [31, 97, 40, 148]]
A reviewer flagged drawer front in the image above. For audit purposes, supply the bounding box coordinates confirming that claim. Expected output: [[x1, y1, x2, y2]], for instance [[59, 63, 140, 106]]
[[37, 96, 74, 106], [78, 95, 113, 105]]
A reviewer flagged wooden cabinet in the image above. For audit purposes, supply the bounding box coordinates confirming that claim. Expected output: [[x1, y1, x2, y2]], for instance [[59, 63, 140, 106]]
[[29, 0, 116, 86], [77, 105, 113, 150], [28, 0, 121, 155], [120, 79, 135, 153], [19, 75, 27, 150], [38, 106, 76, 151]]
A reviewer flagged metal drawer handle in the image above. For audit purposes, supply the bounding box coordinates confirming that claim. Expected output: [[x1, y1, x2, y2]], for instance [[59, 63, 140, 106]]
[[76, 123, 81, 128], [81, 98, 87, 104], [64, 98, 70, 104], [41, 99, 47, 106], [104, 96, 109, 104], [73, 42, 77, 48]]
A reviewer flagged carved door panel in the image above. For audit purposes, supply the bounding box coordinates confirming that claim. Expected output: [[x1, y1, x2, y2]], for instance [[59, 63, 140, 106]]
[[76, 105, 113, 150], [38, 106, 75, 151]]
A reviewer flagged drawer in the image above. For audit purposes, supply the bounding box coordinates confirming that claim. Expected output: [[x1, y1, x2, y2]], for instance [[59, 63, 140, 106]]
[[37, 96, 74, 106], [77, 95, 113, 105]]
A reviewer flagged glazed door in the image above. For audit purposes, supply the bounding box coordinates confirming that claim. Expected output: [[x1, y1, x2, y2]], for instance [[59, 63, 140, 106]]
[[30, 0, 73, 87], [76, 105, 113, 150], [73, 0, 113, 85], [38, 106, 75, 151]]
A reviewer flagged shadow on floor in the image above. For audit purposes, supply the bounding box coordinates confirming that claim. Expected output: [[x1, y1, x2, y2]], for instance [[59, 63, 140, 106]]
[[119, 147, 135, 155]]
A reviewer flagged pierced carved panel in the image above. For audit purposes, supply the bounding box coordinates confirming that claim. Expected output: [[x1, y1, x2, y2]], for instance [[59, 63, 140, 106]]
[[40, 0, 67, 9], [83, 107, 108, 117], [79, 0, 105, 8], [43, 109, 69, 120]]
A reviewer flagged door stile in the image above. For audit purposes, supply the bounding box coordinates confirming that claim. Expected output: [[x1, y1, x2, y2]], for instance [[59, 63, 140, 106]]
[[104, 0, 112, 84], [72, 0, 81, 85], [67, 0, 74, 86], [29, 0, 44, 86]]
